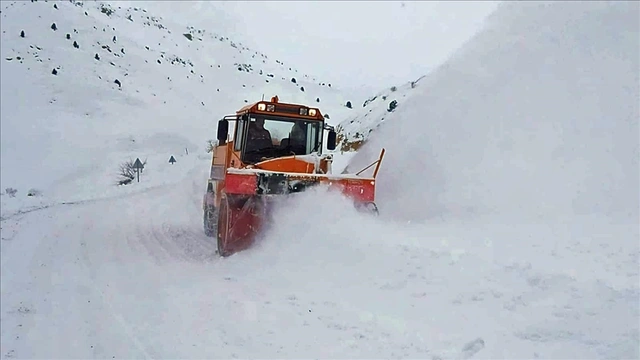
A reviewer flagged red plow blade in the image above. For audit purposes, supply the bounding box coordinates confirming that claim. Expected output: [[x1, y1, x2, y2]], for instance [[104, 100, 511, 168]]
[[217, 194, 265, 257], [215, 149, 385, 257], [216, 172, 378, 257]]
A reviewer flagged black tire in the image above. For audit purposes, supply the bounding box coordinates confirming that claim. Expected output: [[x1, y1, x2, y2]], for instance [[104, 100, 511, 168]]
[[355, 201, 379, 216], [203, 205, 217, 237], [217, 195, 230, 257]]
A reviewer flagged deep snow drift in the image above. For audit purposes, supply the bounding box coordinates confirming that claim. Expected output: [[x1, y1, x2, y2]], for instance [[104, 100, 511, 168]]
[[347, 1, 639, 224], [338, 0, 639, 356], [1, 1, 639, 359]]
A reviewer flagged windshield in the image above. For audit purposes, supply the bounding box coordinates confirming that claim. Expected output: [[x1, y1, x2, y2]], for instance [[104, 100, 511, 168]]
[[241, 115, 321, 164]]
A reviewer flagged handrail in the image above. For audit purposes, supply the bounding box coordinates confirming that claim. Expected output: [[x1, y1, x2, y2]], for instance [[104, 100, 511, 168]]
[[222, 114, 239, 121]]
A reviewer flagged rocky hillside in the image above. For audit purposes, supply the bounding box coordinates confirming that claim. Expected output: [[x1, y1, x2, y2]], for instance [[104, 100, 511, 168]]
[[335, 76, 426, 152], [0, 0, 358, 208]]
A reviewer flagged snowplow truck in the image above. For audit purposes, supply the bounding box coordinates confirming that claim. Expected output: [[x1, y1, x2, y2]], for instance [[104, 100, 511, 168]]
[[203, 96, 385, 257]]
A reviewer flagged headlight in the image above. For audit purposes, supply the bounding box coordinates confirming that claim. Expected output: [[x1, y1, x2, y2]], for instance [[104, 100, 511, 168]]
[[299, 107, 308, 115], [257, 103, 266, 111], [308, 109, 317, 116]]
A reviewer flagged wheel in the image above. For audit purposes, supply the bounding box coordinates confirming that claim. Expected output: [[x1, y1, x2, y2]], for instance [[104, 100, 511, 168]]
[[217, 195, 231, 256], [203, 205, 217, 237], [355, 201, 379, 216]]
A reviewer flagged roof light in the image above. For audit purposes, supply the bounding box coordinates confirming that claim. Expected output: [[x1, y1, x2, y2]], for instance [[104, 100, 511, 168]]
[[257, 103, 266, 111], [299, 107, 308, 115], [308, 109, 317, 117], [267, 104, 275, 112]]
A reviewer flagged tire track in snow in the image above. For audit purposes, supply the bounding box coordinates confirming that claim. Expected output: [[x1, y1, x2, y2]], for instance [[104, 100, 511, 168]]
[[1, 201, 158, 359], [71, 185, 213, 359], [0, 163, 219, 357], [76, 216, 158, 359], [128, 169, 218, 264], [84, 272, 156, 360]]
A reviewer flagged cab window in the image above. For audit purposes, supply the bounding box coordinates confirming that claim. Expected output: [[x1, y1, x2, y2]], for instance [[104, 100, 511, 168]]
[[233, 120, 245, 151]]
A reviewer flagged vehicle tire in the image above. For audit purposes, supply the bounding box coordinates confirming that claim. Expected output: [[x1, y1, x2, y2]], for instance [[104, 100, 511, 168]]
[[355, 201, 379, 216], [203, 205, 217, 237], [217, 196, 230, 257]]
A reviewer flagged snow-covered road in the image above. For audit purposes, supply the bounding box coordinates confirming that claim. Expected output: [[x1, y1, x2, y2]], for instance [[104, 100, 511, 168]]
[[2, 159, 637, 359]]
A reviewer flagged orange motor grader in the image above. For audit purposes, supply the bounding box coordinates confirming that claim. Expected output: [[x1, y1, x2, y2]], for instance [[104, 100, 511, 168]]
[[203, 96, 385, 257]]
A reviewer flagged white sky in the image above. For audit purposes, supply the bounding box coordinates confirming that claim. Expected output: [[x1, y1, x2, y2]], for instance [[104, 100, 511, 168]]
[[217, 1, 501, 93]]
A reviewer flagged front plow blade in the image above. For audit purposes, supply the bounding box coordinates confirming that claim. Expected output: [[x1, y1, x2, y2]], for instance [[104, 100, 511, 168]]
[[217, 195, 265, 257]]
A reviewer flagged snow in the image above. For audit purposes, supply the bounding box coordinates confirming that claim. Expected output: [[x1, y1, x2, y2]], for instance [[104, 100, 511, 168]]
[[0, 0, 353, 216], [1, 1, 639, 360], [281, 152, 331, 167], [336, 77, 425, 151], [346, 1, 639, 224], [226, 167, 376, 182]]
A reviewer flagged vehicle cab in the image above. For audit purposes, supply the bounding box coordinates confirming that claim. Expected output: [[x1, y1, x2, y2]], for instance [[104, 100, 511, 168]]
[[214, 96, 337, 170]]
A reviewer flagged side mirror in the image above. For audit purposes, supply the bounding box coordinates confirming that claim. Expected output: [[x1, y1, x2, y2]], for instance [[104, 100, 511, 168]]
[[217, 119, 229, 144], [327, 130, 337, 151]]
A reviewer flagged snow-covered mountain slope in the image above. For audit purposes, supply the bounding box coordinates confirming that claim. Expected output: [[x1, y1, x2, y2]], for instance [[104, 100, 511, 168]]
[[0, 0, 354, 215], [1, 1, 638, 360], [347, 0, 639, 224], [335, 76, 425, 152]]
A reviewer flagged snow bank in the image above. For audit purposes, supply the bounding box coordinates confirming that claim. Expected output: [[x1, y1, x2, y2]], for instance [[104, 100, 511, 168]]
[[347, 1, 639, 224]]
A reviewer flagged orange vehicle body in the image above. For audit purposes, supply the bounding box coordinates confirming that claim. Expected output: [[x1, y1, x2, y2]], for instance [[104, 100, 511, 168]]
[[203, 96, 384, 257]]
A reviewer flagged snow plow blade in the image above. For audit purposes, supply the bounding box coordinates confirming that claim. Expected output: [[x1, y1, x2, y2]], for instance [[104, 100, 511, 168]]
[[225, 169, 376, 201], [216, 169, 380, 257]]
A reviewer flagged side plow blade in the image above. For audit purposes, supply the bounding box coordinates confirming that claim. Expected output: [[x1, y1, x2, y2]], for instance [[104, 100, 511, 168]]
[[217, 194, 265, 257]]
